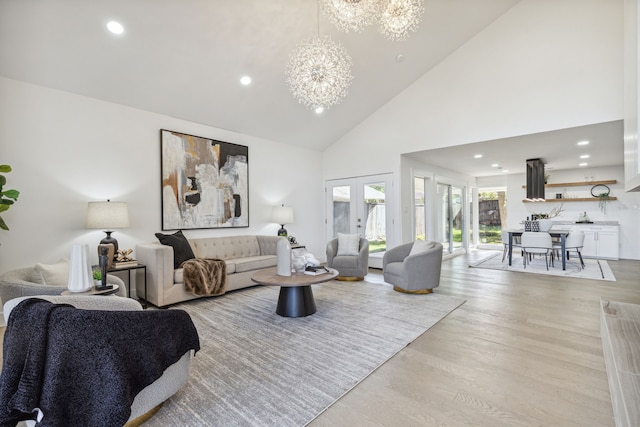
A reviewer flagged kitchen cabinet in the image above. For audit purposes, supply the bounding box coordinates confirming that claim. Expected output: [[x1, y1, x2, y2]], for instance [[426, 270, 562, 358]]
[[575, 225, 619, 260]]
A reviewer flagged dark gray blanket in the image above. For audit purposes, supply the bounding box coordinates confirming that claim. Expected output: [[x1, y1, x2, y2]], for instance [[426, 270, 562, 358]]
[[0, 298, 200, 427]]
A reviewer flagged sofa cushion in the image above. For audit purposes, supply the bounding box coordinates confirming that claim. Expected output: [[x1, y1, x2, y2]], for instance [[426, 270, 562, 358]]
[[155, 230, 195, 269], [337, 233, 360, 256], [231, 255, 277, 273], [31, 259, 70, 286], [191, 236, 261, 260]]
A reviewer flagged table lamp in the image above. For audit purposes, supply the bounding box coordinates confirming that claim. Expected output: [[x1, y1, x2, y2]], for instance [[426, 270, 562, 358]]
[[271, 204, 294, 237], [87, 200, 130, 259]]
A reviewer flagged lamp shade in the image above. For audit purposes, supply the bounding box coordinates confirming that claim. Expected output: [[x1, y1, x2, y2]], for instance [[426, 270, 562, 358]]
[[87, 200, 130, 230], [271, 205, 294, 225]]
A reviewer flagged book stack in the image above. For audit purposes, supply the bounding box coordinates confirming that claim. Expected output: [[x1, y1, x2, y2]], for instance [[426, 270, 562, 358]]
[[304, 265, 329, 276], [113, 260, 138, 269]]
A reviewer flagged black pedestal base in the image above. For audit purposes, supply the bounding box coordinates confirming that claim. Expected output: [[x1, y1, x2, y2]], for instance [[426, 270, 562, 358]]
[[276, 286, 316, 317]]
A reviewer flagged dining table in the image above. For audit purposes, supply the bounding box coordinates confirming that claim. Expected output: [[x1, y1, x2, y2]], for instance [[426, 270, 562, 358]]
[[506, 229, 571, 270]]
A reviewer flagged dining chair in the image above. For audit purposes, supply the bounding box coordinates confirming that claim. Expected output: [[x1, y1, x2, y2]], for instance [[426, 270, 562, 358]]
[[520, 232, 553, 270], [553, 231, 586, 270], [501, 230, 521, 262]]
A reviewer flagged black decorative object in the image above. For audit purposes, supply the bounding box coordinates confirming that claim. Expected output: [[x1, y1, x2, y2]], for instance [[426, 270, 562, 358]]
[[526, 158, 546, 200], [591, 184, 610, 198], [96, 246, 113, 291]]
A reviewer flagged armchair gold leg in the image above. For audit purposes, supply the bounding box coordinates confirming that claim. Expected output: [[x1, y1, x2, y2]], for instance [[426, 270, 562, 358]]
[[337, 276, 364, 282], [393, 286, 433, 294]]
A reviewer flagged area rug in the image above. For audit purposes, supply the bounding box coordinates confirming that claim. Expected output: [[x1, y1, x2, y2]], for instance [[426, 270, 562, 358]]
[[144, 279, 465, 427], [469, 251, 616, 281]]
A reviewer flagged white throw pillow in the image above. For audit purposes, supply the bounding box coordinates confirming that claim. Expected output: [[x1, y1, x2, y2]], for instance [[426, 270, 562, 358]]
[[409, 240, 429, 256], [31, 258, 70, 286], [337, 233, 360, 256]]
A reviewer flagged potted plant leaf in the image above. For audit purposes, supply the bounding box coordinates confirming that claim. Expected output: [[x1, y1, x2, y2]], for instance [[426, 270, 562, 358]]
[[0, 164, 20, 231], [591, 184, 610, 214]]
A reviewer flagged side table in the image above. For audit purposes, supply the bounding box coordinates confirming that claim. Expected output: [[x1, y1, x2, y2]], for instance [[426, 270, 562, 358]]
[[107, 264, 148, 308], [61, 284, 120, 296]]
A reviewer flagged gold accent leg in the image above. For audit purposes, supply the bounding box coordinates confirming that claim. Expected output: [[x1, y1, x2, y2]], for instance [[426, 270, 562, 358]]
[[124, 403, 164, 427], [336, 276, 364, 282], [393, 286, 433, 294]]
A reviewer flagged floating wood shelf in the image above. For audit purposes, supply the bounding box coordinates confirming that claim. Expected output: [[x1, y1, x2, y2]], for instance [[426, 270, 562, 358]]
[[522, 180, 617, 189], [522, 197, 618, 203]]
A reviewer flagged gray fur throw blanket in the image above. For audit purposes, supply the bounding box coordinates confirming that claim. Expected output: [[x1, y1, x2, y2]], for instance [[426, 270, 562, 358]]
[[182, 258, 227, 296], [0, 298, 200, 427]]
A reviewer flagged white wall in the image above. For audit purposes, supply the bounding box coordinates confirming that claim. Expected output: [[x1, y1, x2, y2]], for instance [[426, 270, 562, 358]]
[[624, 0, 640, 191], [501, 166, 640, 259], [323, 0, 624, 243], [0, 77, 325, 272]]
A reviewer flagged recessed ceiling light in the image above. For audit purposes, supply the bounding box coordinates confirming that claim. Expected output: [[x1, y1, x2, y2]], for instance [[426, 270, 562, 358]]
[[474, 154, 483, 159], [240, 76, 252, 86], [106, 21, 124, 35], [315, 106, 324, 114], [491, 163, 499, 168], [502, 169, 509, 173], [577, 140, 589, 146], [580, 154, 590, 159], [579, 162, 588, 167]]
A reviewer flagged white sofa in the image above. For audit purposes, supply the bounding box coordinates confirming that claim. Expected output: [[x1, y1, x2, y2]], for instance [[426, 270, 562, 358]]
[[136, 235, 284, 307]]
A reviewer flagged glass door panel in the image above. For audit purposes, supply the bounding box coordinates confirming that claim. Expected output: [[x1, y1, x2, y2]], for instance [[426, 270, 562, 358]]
[[332, 185, 352, 236], [452, 186, 463, 250], [362, 181, 386, 253]]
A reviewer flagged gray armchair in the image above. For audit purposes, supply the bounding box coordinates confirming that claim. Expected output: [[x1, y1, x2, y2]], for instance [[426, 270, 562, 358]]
[[326, 237, 369, 281], [383, 241, 443, 293]]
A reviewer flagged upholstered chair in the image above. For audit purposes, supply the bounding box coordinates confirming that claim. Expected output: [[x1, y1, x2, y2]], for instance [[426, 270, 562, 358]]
[[0, 265, 125, 305], [326, 235, 369, 281], [520, 232, 553, 270], [553, 230, 586, 269], [3, 295, 195, 426], [383, 241, 443, 294]]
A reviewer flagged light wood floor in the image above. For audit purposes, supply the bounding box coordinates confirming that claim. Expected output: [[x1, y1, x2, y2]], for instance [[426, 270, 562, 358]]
[[2, 252, 638, 426], [311, 250, 640, 427]]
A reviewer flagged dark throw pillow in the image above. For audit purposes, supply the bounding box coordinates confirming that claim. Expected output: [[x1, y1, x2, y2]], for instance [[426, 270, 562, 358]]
[[155, 230, 196, 269]]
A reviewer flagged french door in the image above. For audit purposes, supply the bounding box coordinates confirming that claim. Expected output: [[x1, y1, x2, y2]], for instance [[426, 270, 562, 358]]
[[325, 174, 394, 262], [437, 183, 465, 254]]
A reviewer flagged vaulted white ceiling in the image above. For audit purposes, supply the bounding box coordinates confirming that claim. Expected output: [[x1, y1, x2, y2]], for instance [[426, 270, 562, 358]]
[[0, 0, 522, 151]]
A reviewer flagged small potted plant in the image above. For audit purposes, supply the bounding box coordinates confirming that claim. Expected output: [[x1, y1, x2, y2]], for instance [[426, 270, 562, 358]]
[[590, 184, 611, 214], [92, 269, 102, 287]]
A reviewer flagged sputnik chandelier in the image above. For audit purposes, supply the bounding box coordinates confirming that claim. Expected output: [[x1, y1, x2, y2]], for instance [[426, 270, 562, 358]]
[[286, 36, 353, 111], [286, 4, 354, 111], [378, 0, 425, 41], [321, 0, 425, 41], [285, 0, 424, 111], [320, 0, 380, 33]]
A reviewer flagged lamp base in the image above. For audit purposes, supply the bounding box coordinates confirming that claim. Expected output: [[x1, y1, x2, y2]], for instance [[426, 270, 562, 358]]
[[277, 225, 288, 237], [100, 231, 119, 260]]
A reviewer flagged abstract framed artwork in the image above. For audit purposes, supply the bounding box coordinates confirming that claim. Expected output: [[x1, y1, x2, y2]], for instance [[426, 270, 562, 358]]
[[160, 129, 249, 230]]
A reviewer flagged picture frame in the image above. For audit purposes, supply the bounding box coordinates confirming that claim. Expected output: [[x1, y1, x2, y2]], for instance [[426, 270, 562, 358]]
[[160, 129, 249, 230]]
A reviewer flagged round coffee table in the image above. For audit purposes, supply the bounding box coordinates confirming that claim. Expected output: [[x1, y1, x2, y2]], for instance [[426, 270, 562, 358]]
[[251, 267, 338, 317]]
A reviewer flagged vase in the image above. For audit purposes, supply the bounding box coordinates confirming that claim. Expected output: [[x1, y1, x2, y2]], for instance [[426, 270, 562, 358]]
[[68, 243, 93, 293], [276, 238, 292, 276], [538, 219, 553, 232]]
